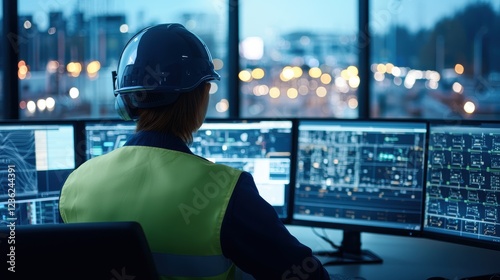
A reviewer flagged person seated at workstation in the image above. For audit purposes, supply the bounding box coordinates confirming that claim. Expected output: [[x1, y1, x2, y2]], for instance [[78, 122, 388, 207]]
[[59, 23, 330, 279]]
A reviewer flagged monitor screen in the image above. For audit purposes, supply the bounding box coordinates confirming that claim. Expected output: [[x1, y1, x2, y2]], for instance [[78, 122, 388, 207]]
[[85, 121, 136, 159], [292, 120, 427, 264], [0, 123, 76, 225], [191, 119, 294, 219], [423, 121, 500, 251]]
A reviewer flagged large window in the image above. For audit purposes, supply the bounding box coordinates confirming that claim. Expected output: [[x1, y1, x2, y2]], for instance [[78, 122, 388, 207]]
[[239, 0, 358, 118], [5, 1, 500, 121], [17, 0, 228, 119], [370, 0, 500, 120]]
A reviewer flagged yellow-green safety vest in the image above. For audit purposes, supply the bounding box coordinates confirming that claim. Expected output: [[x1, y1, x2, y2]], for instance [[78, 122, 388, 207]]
[[59, 146, 242, 279]]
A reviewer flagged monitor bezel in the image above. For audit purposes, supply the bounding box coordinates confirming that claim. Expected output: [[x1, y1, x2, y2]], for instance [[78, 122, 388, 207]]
[[422, 119, 500, 252], [289, 117, 429, 238]]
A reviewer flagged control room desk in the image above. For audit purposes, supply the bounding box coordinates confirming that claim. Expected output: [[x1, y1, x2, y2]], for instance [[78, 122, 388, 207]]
[[286, 225, 500, 280]]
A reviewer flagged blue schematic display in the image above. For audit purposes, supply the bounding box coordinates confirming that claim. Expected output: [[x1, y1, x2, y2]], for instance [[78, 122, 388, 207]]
[[85, 122, 136, 159], [293, 120, 427, 231], [424, 123, 500, 244], [191, 120, 293, 218], [0, 124, 75, 225]]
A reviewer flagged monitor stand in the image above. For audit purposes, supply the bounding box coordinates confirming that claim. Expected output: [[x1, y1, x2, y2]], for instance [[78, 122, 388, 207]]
[[314, 230, 383, 265]]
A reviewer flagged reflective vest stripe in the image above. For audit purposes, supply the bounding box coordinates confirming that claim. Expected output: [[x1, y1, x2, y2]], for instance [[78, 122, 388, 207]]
[[153, 252, 233, 277]]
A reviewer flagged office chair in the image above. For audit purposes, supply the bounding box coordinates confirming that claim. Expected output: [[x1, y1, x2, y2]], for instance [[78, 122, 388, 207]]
[[0, 221, 160, 280]]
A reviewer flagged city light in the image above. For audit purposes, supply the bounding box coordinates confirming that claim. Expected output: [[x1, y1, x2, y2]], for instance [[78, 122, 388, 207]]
[[347, 66, 358, 77], [392, 67, 402, 77], [253, 85, 269, 96], [119, 24, 129, 33], [320, 73, 332, 84], [287, 88, 298, 99], [19, 101, 26, 109], [427, 80, 439, 90], [452, 82, 463, 93], [215, 99, 229, 113], [69, 87, 80, 99], [376, 64, 387, 74], [252, 68, 265, 79], [292, 66, 303, 78], [464, 101, 476, 114], [348, 97, 358, 109], [348, 76, 360, 88], [241, 37, 264, 60], [316, 87, 327, 97], [209, 82, 218, 94], [309, 67, 322, 79], [340, 69, 350, 80], [46, 97, 56, 111], [27, 101, 36, 113], [46, 60, 59, 74], [374, 72, 385, 82], [281, 66, 295, 81], [269, 87, 280, 98], [87, 61, 101, 74], [385, 63, 394, 74], [238, 70, 252, 82], [455, 64, 465, 75], [335, 77, 347, 88], [213, 59, 224, 70], [18, 61, 29, 79], [37, 99, 47, 111], [393, 76, 402, 86], [67, 62, 82, 77], [23, 20, 32, 29]]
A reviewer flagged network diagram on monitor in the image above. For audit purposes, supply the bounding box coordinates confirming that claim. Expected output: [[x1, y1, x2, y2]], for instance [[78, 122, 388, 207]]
[[293, 120, 427, 232], [424, 123, 500, 246], [85, 121, 136, 159], [191, 120, 293, 218]]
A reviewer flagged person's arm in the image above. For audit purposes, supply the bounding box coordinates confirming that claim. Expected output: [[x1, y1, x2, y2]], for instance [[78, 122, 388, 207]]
[[221, 172, 330, 279]]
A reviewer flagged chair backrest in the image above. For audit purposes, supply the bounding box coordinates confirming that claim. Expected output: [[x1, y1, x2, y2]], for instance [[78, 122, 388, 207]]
[[0, 221, 160, 280]]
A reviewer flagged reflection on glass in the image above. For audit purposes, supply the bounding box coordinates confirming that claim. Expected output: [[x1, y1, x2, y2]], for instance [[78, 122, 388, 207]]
[[18, 0, 228, 119], [239, 0, 358, 118], [370, 0, 500, 120]]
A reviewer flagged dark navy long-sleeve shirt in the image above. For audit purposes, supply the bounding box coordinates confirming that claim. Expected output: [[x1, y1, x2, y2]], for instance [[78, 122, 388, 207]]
[[125, 130, 330, 279]]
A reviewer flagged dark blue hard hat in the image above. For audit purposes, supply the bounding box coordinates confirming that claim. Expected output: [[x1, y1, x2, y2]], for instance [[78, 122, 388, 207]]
[[112, 23, 220, 115]]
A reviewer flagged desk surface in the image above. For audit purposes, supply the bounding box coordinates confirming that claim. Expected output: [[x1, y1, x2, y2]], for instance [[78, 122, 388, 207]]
[[286, 225, 500, 280]]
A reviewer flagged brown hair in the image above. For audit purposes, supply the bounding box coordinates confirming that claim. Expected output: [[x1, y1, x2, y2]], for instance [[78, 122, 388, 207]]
[[136, 83, 209, 144]]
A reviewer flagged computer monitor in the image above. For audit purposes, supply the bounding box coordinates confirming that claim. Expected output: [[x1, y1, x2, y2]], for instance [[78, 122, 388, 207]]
[[423, 120, 500, 251], [292, 119, 428, 264], [0, 122, 76, 225], [84, 120, 136, 159], [191, 119, 294, 220]]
